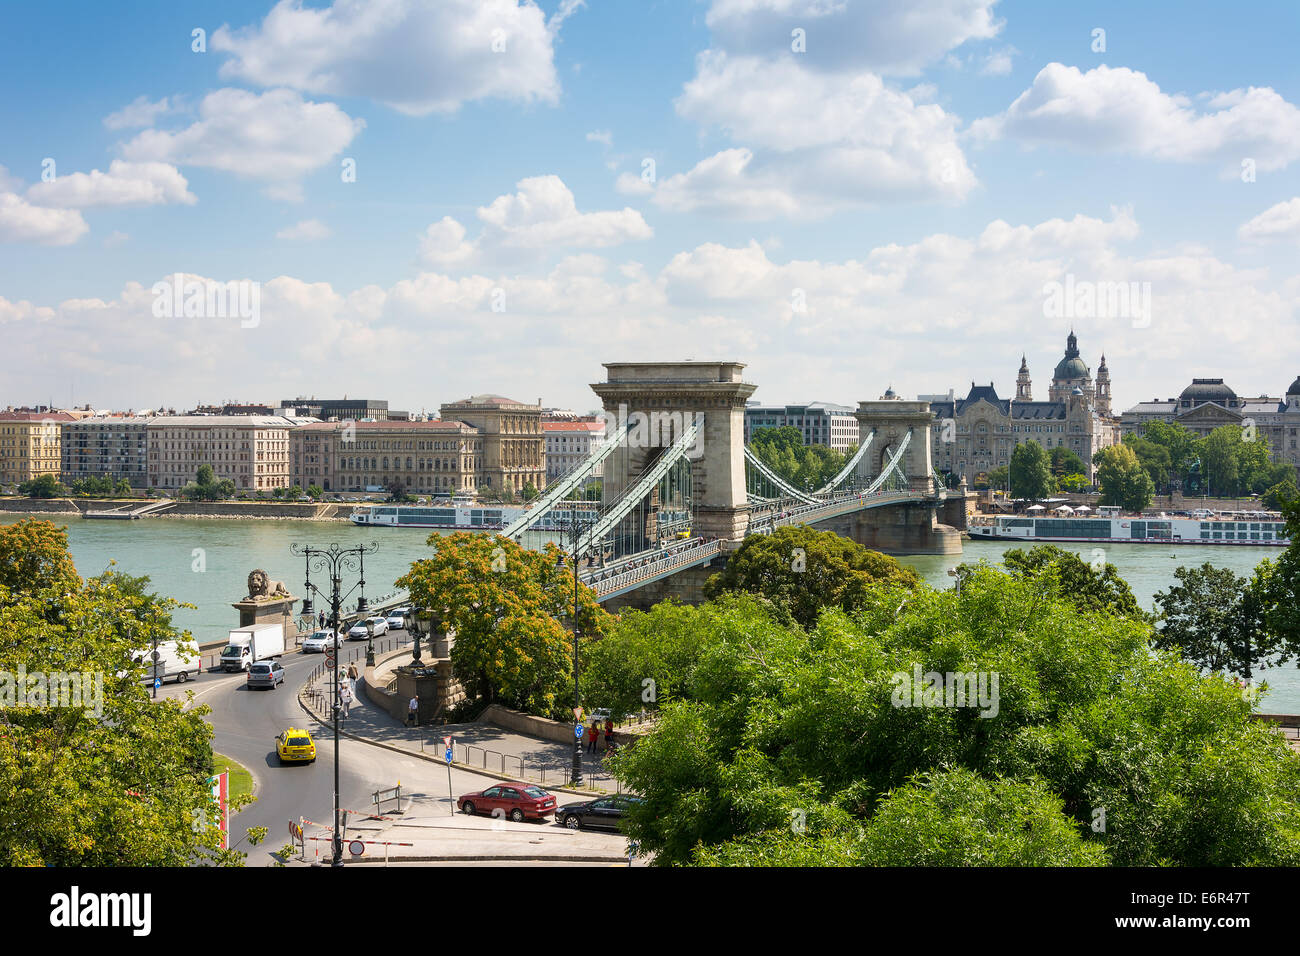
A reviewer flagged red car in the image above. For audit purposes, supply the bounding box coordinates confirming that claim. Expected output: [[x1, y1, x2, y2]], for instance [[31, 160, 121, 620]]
[[458, 783, 557, 822]]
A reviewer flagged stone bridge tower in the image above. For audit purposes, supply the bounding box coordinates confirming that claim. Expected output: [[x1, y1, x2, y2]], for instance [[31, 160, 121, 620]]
[[853, 400, 936, 495], [590, 362, 756, 545]]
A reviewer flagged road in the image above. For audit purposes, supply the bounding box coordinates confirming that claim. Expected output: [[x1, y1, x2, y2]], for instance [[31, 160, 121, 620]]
[[160, 642, 629, 865]]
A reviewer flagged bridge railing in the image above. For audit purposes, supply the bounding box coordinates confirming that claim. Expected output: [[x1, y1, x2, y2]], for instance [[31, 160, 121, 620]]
[[585, 536, 724, 598]]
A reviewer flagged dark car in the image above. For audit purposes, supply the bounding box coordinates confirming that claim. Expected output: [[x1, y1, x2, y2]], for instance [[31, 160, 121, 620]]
[[559, 795, 644, 831], [458, 783, 557, 822]]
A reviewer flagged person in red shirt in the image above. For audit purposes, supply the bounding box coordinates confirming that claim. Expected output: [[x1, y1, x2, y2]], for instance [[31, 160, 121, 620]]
[[586, 722, 598, 754], [603, 719, 616, 752]]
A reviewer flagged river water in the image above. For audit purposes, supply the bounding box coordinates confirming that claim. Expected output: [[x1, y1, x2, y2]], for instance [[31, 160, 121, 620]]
[[6, 515, 1298, 712]]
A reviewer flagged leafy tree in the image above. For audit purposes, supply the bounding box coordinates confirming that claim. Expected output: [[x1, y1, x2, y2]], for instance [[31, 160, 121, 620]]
[[520, 482, 539, 502], [703, 524, 920, 629], [180, 465, 232, 502], [1153, 563, 1282, 681], [1259, 496, 1300, 665], [612, 568, 1300, 867], [1263, 476, 1298, 511], [748, 427, 855, 492], [307, 484, 323, 499], [17, 474, 65, 498], [1140, 420, 1198, 488], [1123, 433, 1173, 492], [1009, 441, 1054, 500], [397, 532, 612, 719], [113, 478, 134, 497], [1095, 444, 1154, 512], [1196, 426, 1241, 497], [995, 544, 1146, 620], [1048, 446, 1087, 479], [1058, 473, 1090, 492], [0, 521, 259, 865], [985, 465, 1009, 492]]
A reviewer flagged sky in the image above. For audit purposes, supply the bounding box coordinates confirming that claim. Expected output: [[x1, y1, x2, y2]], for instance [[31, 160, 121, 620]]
[[1, 0, 1298, 416]]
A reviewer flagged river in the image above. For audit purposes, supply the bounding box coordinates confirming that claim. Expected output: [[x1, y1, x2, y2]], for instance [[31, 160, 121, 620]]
[[6, 515, 1298, 712]]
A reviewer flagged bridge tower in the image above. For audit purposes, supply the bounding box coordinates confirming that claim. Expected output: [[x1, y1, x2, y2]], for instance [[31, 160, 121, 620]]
[[590, 362, 756, 546], [853, 400, 936, 495]]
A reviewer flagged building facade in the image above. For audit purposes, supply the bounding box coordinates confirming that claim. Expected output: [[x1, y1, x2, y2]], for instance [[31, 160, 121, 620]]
[[61, 417, 151, 488], [0, 411, 75, 487], [439, 395, 545, 494], [295, 420, 483, 495], [146, 416, 294, 491], [928, 332, 1120, 486], [1122, 376, 1300, 476], [743, 401, 859, 451], [543, 418, 606, 481], [280, 397, 389, 421]]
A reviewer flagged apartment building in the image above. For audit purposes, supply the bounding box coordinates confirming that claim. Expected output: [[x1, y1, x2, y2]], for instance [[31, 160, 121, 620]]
[[0, 411, 76, 487], [440, 394, 546, 494], [293, 419, 483, 495], [61, 417, 151, 488], [543, 418, 606, 481], [146, 416, 295, 491]]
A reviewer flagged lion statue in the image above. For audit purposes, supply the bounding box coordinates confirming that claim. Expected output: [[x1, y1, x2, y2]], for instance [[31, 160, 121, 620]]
[[247, 569, 291, 601]]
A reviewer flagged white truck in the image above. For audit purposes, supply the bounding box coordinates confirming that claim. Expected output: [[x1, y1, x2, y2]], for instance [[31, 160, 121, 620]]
[[133, 639, 203, 685], [220, 622, 286, 672]]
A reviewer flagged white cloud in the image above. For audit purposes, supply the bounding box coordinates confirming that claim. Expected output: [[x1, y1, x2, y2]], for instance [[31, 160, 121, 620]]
[[0, 296, 56, 323], [211, 0, 563, 116], [24, 161, 196, 208], [476, 175, 652, 249], [660, 54, 975, 217], [276, 218, 332, 240], [0, 165, 22, 193], [0, 193, 88, 245], [419, 216, 477, 268], [971, 64, 1300, 174], [9, 207, 1297, 414], [103, 230, 129, 248], [980, 50, 1013, 76], [1238, 198, 1300, 243], [104, 95, 173, 130], [615, 171, 654, 196], [586, 130, 612, 147], [121, 88, 364, 193], [704, 0, 1002, 75]]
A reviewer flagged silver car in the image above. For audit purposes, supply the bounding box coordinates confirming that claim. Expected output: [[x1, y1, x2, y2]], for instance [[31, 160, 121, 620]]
[[247, 660, 286, 689], [302, 629, 343, 653]]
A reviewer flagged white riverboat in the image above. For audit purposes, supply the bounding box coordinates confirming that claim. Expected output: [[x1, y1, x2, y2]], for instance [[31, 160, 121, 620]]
[[349, 503, 598, 531], [968, 511, 1291, 546]]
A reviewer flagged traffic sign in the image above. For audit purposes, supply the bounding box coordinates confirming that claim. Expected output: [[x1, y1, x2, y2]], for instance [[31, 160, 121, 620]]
[[574, 723, 584, 740], [324, 652, 336, 667], [445, 749, 453, 764], [442, 735, 452, 747], [348, 839, 365, 856], [154, 677, 162, 689]]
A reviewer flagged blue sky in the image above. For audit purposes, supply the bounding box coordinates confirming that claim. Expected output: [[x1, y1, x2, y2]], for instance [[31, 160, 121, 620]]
[[2, 0, 1298, 415]]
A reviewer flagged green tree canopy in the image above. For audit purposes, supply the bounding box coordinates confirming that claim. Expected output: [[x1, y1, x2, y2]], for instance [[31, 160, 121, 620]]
[[1153, 563, 1282, 680], [748, 427, 856, 492], [612, 569, 1300, 867], [18, 474, 65, 498], [703, 524, 920, 629], [1010, 441, 1054, 500], [397, 532, 612, 719], [993, 544, 1146, 620], [1095, 444, 1155, 512]]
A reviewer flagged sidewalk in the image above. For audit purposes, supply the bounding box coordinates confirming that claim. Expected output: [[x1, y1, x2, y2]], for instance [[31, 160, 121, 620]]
[[301, 663, 624, 793]]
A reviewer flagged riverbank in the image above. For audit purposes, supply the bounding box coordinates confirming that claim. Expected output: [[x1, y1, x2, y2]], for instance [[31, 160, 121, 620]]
[[0, 496, 352, 521]]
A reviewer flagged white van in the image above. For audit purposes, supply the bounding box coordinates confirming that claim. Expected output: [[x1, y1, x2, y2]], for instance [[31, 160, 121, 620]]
[[134, 639, 202, 685]]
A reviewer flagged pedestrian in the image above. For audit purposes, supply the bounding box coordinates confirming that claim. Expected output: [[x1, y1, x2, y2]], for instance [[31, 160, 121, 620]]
[[586, 721, 598, 754], [347, 662, 359, 683], [318, 610, 326, 630], [340, 681, 352, 719], [406, 694, 419, 727], [604, 719, 616, 752]]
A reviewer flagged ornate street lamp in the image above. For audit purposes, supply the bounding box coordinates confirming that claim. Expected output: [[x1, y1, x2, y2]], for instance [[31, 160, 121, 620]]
[[292, 540, 379, 868], [408, 609, 424, 665], [365, 618, 376, 667]]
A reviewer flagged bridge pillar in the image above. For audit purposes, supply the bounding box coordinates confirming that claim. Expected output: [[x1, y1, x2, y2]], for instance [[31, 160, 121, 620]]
[[591, 362, 756, 546], [854, 400, 936, 495]]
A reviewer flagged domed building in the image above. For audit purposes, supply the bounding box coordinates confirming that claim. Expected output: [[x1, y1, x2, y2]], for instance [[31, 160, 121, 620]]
[[1121, 375, 1300, 478], [927, 331, 1121, 487]]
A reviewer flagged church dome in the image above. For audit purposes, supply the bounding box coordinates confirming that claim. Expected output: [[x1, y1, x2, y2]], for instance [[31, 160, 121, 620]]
[[1179, 378, 1236, 406], [1054, 356, 1089, 380], [1287, 375, 1300, 397]]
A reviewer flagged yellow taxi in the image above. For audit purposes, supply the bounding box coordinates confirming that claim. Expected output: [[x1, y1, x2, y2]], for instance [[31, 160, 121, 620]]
[[275, 727, 317, 764]]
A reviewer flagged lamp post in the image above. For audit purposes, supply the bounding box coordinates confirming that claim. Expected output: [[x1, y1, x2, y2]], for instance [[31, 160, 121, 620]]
[[551, 515, 592, 787], [291, 540, 378, 868]]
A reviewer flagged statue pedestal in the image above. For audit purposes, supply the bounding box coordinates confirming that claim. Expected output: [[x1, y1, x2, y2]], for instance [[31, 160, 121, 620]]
[[395, 667, 441, 725], [231, 596, 298, 630]]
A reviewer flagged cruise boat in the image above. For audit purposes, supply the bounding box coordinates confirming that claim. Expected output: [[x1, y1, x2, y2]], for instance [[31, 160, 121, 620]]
[[349, 502, 598, 531], [968, 511, 1292, 546]]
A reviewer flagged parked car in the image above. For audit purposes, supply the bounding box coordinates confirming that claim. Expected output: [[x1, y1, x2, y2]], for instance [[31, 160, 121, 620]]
[[559, 795, 644, 831], [247, 660, 286, 689], [348, 616, 389, 640], [386, 607, 410, 630], [275, 727, 317, 764], [458, 783, 557, 822], [301, 629, 344, 653]]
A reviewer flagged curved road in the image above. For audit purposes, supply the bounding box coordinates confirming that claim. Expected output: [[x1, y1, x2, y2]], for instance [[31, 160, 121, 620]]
[[163, 644, 621, 865]]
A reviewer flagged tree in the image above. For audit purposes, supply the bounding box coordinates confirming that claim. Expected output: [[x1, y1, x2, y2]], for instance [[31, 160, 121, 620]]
[[703, 524, 920, 629], [1263, 476, 1298, 511], [520, 482, 540, 502], [1140, 421, 1198, 489], [749, 427, 855, 492], [1095, 444, 1154, 512], [181, 465, 232, 502], [1153, 563, 1282, 680], [985, 465, 1009, 492], [1123, 433, 1172, 492], [996, 544, 1146, 620], [113, 478, 134, 497], [1009, 441, 1054, 500], [307, 484, 323, 499], [1197, 426, 1241, 497], [17, 474, 65, 498], [1048, 446, 1087, 479], [0, 521, 260, 865], [396, 533, 612, 719], [612, 567, 1300, 867]]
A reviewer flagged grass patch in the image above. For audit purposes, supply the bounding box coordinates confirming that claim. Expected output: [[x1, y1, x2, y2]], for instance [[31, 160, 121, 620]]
[[212, 753, 254, 803]]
